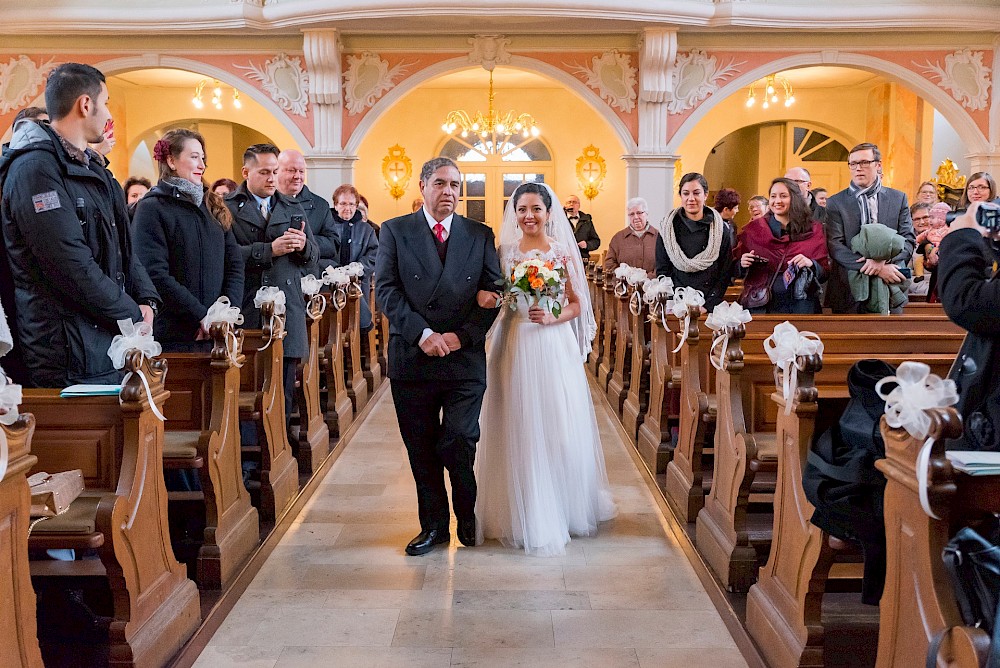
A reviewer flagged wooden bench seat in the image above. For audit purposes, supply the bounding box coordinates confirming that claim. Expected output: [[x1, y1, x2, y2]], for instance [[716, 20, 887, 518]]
[[293, 295, 331, 474], [622, 295, 652, 444], [636, 304, 682, 474], [586, 268, 606, 376], [606, 283, 634, 416], [597, 276, 620, 391], [318, 292, 354, 440], [342, 288, 368, 413], [22, 352, 201, 668]]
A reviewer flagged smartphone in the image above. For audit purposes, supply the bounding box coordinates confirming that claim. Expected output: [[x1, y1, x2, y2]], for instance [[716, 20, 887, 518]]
[[290, 214, 304, 227]]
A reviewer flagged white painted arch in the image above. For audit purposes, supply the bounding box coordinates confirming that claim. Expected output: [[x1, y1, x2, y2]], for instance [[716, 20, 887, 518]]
[[664, 51, 992, 158], [95, 55, 312, 151], [344, 54, 637, 156]]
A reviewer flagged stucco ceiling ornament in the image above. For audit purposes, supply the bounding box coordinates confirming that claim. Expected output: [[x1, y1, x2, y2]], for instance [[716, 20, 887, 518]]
[[236, 53, 310, 117], [342, 52, 414, 116], [0, 56, 58, 115], [916, 49, 992, 112], [666, 49, 744, 115], [468, 35, 512, 72], [566, 50, 638, 114]]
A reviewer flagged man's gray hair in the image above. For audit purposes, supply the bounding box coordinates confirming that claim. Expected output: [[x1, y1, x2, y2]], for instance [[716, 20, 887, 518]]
[[420, 157, 460, 183], [626, 196, 648, 212]]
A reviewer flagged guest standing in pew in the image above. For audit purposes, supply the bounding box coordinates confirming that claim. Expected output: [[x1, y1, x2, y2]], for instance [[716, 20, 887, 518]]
[[225, 143, 318, 436], [654, 172, 735, 312], [915, 180, 940, 206], [331, 184, 379, 332], [735, 177, 829, 314], [938, 201, 1000, 452], [0, 63, 159, 387], [603, 197, 659, 277], [358, 194, 379, 238], [132, 128, 244, 352], [211, 178, 238, 197], [825, 142, 914, 314], [960, 171, 998, 208], [747, 195, 769, 222], [276, 149, 339, 275]]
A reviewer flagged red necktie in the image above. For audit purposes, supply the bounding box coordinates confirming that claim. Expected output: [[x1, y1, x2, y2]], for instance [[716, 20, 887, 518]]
[[433, 223, 446, 243]]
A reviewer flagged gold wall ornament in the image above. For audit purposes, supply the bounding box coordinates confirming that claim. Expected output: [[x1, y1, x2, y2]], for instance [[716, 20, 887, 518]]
[[381, 145, 412, 201], [576, 145, 607, 202], [935, 158, 966, 191]]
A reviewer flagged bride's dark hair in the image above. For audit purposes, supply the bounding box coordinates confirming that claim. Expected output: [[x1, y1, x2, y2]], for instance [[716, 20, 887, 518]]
[[512, 182, 552, 211]]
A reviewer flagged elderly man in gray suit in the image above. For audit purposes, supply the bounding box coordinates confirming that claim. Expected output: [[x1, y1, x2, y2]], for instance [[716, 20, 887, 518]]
[[825, 142, 915, 313]]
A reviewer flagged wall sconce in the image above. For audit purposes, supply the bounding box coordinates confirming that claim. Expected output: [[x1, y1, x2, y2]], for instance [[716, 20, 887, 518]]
[[381, 145, 412, 201], [576, 145, 606, 202]]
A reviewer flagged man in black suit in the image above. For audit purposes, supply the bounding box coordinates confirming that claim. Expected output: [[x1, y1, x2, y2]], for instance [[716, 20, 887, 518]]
[[276, 149, 338, 274], [375, 157, 502, 556], [563, 194, 601, 259], [825, 142, 914, 313]]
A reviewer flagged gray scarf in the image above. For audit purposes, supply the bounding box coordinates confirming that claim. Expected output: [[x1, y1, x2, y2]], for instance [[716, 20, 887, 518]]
[[163, 176, 204, 207], [849, 176, 882, 227]]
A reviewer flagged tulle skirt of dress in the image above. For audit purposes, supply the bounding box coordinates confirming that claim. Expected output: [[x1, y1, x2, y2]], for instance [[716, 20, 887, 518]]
[[475, 311, 617, 556]]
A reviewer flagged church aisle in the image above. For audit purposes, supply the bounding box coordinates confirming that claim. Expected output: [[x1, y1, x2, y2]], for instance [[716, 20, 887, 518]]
[[194, 384, 748, 668]]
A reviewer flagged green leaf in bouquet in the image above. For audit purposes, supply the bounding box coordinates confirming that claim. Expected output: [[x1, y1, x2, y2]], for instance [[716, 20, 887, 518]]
[[552, 302, 562, 318]]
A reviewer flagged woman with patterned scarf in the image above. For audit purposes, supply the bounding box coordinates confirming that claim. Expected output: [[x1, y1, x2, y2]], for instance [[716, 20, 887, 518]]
[[654, 172, 735, 312]]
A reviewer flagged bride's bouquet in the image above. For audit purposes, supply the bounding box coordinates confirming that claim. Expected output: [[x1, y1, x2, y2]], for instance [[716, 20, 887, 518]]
[[501, 257, 568, 318]]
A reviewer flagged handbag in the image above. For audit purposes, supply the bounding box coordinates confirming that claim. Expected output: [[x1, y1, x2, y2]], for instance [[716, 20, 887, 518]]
[[28, 469, 84, 517], [739, 256, 784, 310]]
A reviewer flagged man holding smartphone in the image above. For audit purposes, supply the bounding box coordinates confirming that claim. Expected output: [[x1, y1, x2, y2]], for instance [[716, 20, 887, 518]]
[[226, 143, 317, 433]]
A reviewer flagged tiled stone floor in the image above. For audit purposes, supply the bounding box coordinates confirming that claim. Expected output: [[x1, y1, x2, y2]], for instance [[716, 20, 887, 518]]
[[195, 385, 748, 668]]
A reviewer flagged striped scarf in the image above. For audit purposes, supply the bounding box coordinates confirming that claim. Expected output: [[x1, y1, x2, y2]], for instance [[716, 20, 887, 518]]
[[849, 176, 882, 227]]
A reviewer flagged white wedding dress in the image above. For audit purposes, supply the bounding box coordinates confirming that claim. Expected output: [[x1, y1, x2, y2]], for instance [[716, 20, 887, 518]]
[[475, 242, 617, 556]]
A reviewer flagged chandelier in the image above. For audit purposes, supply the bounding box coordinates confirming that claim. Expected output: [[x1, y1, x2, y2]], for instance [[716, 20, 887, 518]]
[[745, 74, 795, 110], [192, 79, 242, 111], [441, 70, 540, 154]]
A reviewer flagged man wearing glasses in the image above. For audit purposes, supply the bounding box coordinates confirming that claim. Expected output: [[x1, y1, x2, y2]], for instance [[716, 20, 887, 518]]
[[824, 142, 915, 313]]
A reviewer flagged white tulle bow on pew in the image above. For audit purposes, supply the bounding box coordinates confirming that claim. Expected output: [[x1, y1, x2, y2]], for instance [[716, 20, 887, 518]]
[[301, 274, 326, 320], [641, 277, 674, 330], [612, 264, 633, 297], [201, 296, 244, 367], [764, 321, 823, 414], [0, 369, 23, 480], [624, 267, 649, 315], [107, 319, 166, 421], [670, 286, 705, 353], [322, 266, 351, 310], [706, 301, 753, 371], [875, 361, 959, 519], [253, 287, 286, 351]]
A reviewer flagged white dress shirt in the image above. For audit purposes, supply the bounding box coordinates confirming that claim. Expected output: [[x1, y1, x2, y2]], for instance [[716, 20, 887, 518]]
[[419, 208, 456, 345]]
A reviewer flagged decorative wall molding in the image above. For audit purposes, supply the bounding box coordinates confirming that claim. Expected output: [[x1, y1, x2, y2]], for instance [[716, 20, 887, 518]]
[[468, 35, 511, 72], [0, 56, 58, 115], [640, 28, 677, 103], [565, 50, 638, 114], [915, 48, 992, 112], [236, 53, 310, 117], [666, 49, 745, 115], [303, 30, 341, 106], [342, 52, 413, 116]]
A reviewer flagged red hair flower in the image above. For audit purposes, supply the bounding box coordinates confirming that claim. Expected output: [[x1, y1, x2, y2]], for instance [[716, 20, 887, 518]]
[[152, 138, 171, 163]]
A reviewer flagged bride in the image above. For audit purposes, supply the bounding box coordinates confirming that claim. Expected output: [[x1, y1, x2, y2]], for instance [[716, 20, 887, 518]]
[[475, 182, 617, 556]]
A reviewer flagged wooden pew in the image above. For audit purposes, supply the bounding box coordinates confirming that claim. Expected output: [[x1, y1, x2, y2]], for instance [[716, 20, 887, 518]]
[[696, 315, 965, 592], [0, 412, 44, 668], [23, 353, 201, 668], [605, 283, 633, 415], [636, 299, 681, 474], [161, 323, 261, 590], [294, 297, 331, 474], [622, 292, 652, 443], [663, 307, 718, 523], [586, 268, 606, 377], [342, 287, 369, 413], [876, 408, 995, 668], [596, 275, 619, 390], [359, 288, 383, 395], [319, 292, 354, 440], [239, 303, 300, 522]]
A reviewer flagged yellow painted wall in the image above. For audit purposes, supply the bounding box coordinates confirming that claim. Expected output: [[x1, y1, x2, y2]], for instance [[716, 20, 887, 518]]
[[353, 83, 628, 251]]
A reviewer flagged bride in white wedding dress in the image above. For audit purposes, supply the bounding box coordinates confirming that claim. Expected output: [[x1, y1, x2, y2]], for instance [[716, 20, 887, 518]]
[[475, 182, 616, 556]]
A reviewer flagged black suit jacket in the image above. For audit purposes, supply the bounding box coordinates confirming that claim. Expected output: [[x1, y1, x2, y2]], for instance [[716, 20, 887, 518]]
[[571, 211, 601, 258], [375, 210, 502, 382], [825, 185, 914, 313]]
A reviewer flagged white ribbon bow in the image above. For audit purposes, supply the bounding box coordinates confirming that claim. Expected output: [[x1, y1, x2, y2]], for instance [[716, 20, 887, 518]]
[[764, 321, 823, 414], [875, 361, 959, 519], [301, 275, 327, 320], [706, 301, 753, 371], [322, 266, 350, 310], [613, 264, 632, 296], [253, 287, 286, 351], [670, 286, 705, 353], [642, 277, 674, 330], [202, 297, 244, 367], [0, 369, 23, 481], [107, 319, 166, 421], [625, 267, 649, 315]]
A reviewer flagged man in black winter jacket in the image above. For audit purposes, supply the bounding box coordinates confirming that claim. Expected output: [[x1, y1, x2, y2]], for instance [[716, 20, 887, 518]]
[[0, 63, 159, 387], [276, 149, 339, 274]]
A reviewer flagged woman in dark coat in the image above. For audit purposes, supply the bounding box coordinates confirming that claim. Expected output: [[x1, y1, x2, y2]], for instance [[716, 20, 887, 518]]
[[654, 172, 735, 312], [735, 177, 829, 314], [133, 128, 244, 351]]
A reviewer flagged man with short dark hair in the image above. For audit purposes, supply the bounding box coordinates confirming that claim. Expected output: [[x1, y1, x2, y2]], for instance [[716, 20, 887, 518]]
[[13, 106, 47, 125], [226, 143, 317, 434], [275, 148, 338, 273], [0, 63, 159, 386], [123, 176, 151, 205], [563, 194, 601, 259], [713, 187, 740, 249], [825, 142, 915, 313], [812, 187, 828, 208]]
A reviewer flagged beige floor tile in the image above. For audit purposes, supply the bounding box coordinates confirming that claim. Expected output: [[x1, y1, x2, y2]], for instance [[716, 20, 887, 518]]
[[450, 647, 640, 668], [552, 610, 737, 649], [274, 646, 453, 668], [279, 522, 346, 546], [323, 589, 455, 610], [310, 483, 388, 497], [249, 563, 428, 591], [452, 589, 591, 610], [391, 609, 554, 648], [245, 608, 401, 647], [193, 645, 282, 668], [422, 562, 567, 591], [635, 647, 749, 668]]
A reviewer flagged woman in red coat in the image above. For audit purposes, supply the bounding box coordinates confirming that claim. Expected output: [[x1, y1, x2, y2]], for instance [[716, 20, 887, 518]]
[[735, 177, 830, 314]]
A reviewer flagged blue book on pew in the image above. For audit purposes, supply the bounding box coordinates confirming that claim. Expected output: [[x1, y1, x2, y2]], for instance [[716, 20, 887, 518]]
[[946, 451, 1000, 476], [60, 384, 122, 397]]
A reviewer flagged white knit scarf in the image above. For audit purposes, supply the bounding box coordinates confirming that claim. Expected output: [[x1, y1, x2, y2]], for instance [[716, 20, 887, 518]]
[[659, 206, 724, 273]]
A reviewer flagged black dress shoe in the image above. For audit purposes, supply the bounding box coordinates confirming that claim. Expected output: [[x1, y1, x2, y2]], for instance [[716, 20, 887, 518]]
[[457, 518, 477, 547], [405, 529, 450, 556]]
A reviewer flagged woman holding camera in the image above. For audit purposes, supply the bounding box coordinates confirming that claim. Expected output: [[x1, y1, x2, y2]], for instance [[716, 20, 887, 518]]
[[735, 177, 829, 314], [133, 129, 244, 351]]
